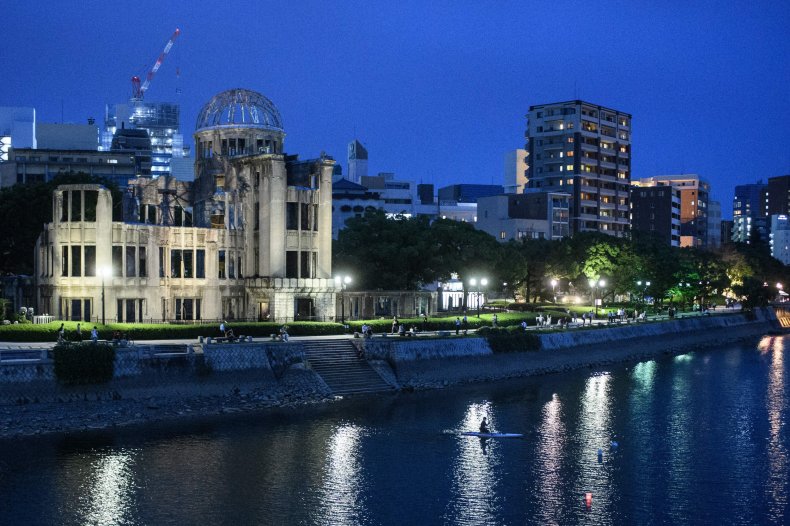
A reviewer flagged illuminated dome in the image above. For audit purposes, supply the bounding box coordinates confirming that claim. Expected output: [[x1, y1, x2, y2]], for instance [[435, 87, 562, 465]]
[[196, 88, 284, 132]]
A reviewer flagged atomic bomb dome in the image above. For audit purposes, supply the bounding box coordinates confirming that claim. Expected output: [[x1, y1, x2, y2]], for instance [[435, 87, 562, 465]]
[[195, 88, 284, 133]]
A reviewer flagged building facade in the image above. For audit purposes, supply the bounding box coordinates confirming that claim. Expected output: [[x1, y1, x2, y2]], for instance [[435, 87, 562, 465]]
[[732, 182, 768, 244], [629, 185, 681, 246], [767, 175, 790, 217], [634, 175, 709, 247], [770, 214, 790, 265], [347, 139, 368, 185], [0, 148, 138, 187], [525, 100, 631, 236], [34, 88, 337, 323], [503, 149, 528, 194], [476, 191, 570, 242]]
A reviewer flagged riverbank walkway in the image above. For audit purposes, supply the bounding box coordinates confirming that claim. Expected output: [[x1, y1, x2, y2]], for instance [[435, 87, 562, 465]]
[[0, 306, 743, 354]]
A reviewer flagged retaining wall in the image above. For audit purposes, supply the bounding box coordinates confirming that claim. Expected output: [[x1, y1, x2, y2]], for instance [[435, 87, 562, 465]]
[[366, 310, 778, 388]]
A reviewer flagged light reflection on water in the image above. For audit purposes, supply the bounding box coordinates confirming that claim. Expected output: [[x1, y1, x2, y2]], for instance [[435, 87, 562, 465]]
[[313, 423, 368, 526], [765, 336, 788, 524], [0, 337, 789, 525], [83, 451, 136, 526], [445, 402, 501, 526]]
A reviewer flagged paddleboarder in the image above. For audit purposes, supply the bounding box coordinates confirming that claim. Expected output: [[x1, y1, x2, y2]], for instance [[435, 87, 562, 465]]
[[480, 417, 490, 434]]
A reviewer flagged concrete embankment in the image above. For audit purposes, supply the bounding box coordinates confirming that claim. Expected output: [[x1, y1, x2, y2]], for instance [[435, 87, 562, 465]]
[[363, 309, 780, 389]]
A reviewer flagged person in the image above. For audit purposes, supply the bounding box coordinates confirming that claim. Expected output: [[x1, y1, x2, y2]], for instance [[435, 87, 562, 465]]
[[279, 325, 289, 342], [361, 323, 369, 338], [455, 317, 461, 335], [225, 327, 236, 341], [90, 326, 99, 343], [422, 312, 428, 323], [392, 316, 399, 334], [75, 323, 82, 341], [521, 320, 527, 332], [462, 315, 468, 335], [479, 417, 490, 434], [113, 330, 121, 341], [398, 323, 406, 336], [492, 313, 498, 328], [220, 320, 226, 335], [57, 323, 65, 343]]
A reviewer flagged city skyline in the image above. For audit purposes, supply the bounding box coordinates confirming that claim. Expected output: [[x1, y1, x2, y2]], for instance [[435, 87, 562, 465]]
[[3, 1, 788, 218]]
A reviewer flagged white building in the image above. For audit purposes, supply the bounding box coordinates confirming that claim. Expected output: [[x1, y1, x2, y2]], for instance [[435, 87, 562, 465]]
[[770, 214, 790, 265], [503, 149, 527, 194], [476, 191, 570, 242]]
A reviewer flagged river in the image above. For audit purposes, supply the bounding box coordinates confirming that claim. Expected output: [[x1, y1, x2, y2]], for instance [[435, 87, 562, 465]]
[[0, 335, 788, 525]]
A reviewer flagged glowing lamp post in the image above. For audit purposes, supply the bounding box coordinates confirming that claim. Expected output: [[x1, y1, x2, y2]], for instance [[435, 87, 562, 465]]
[[589, 278, 606, 316], [335, 275, 352, 325], [99, 266, 111, 325], [550, 278, 558, 304], [469, 277, 488, 318]]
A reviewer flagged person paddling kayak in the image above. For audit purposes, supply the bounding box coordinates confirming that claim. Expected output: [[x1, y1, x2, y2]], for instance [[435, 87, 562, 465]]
[[479, 417, 490, 434]]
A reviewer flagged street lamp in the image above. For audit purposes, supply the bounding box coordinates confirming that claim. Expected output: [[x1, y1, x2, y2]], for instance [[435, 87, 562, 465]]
[[636, 280, 651, 306], [99, 266, 111, 325], [468, 277, 488, 318], [589, 278, 606, 316], [550, 278, 558, 304], [334, 275, 352, 325]]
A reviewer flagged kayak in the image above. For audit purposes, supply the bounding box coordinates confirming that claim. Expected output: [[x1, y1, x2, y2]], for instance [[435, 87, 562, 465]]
[[461, 432, 523, 438]]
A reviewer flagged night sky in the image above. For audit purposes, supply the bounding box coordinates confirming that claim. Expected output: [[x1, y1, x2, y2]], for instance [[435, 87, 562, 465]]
[[3, 1, 788, 218]]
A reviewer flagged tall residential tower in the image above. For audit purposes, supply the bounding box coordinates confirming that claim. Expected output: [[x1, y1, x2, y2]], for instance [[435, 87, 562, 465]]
[[525, 100, 631, 236]]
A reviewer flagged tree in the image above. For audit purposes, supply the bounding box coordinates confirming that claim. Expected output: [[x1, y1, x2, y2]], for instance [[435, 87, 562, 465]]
[[0, 172, 121, 275], [333, 210, 439, 290]]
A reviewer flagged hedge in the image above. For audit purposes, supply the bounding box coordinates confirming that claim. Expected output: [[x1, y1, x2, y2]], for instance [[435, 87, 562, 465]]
[[53, 342, 116, 385], [478, 327, 542, 353]]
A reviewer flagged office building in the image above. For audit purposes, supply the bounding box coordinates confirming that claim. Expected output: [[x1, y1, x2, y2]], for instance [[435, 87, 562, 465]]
[[732, 182, 768, 244], [767, 175, 790, 217], [476, 191, 570, 242], [770, 214, 790, 265], [438, 184, 504, 204], [525, 100, 631, 236], [707, 200, 722, 248], [0, 148, 137, 187]]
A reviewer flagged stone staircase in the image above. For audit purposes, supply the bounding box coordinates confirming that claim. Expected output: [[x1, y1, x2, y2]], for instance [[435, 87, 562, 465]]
[[301, 339, 395, 396]]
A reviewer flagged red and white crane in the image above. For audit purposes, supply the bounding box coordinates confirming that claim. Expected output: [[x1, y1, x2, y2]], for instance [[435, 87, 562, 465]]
[[131, 28, 181, 100]]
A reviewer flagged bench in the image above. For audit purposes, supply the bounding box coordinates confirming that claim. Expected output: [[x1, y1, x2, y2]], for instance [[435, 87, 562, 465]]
[[205, 335, 252, 344]]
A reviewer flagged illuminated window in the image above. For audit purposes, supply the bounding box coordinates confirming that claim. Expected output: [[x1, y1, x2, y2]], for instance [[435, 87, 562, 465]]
[[567, 151, 574, 157], [500, 231, 506, 239], [566, 165, 573, 171]]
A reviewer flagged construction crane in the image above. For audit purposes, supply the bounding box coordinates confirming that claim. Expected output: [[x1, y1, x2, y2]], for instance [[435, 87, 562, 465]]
[[131, 28, 181, 100]]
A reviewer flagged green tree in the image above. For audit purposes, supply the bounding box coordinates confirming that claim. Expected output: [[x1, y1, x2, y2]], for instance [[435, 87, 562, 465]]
[[0, 172, 121, 274]]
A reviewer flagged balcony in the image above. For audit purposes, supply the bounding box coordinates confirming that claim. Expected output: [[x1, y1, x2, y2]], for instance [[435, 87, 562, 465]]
[[580, 199, 596, 207], [580, 185, 598, 194], [542, 142, 565, 150], [599, 188, 616, 197], [599, 201, 615, 209], [580, 141, 598, 151], [600, 160, 617, 170]]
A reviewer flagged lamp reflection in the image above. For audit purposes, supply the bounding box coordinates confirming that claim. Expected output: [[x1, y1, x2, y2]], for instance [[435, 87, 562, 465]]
[[317, 423, 367, 526], [575, 373, 612, 513], [536, 394, 566, 524], [766, 337, 787, 523], [85, 451, 135, 526], [446, 402, 500, 525]]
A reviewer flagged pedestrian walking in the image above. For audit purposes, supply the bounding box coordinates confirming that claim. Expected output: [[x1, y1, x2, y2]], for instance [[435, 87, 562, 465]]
[[455, 317, 461, 335], [492, 313, 498, 328], [90, 326, 99, 343], [57, 323, 65, 343]]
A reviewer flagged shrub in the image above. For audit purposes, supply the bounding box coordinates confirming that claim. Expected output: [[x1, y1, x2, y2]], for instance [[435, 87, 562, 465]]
[[53, 342, 116, 385]]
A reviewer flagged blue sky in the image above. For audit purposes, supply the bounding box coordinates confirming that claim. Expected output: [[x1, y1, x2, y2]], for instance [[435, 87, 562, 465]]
[[3, 0, 789, 218]]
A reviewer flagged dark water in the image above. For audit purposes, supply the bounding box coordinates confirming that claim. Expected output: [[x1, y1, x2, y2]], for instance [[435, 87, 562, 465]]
[[1, 336, 789, 526]]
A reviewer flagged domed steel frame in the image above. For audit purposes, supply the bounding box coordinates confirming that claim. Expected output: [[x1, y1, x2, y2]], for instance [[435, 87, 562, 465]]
[[196, 88, 284, 132]]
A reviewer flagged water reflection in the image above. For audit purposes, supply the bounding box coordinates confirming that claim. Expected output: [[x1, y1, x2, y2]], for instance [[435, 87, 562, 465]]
[[536, 393, 566, 524], [666, 351, 693, 521], [315, 423, 368, 526], [765, 336, 788, 523], [446, 402, 501, 525], [575, 373, 613, 520], [83, 451, 137, 526]]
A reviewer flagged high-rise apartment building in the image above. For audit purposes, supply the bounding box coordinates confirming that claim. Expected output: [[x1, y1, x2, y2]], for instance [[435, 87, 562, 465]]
[[525, 100, 631, 236], [629, 185, 681, 246], [634, 175, 709, 247]]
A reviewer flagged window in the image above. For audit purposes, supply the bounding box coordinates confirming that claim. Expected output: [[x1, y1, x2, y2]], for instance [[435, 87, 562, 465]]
[[196, 249, 205, 278], [313, 205, 319, 231], [126, 246, 136, 277], [138, 247, 147, 278], [61, 246, 68, 277], [84, 191, 98, 221], [71, 246, 81, 276], [301, 203, 310, 230], [84, 246, 96, 276], [183, 250, 193, 278], [286, 251, 298, 278], [175, 298, 202, 321], [70, 191, 82, 221], [112, 246, 123, 277], [159, 247, 165, 278], [286, 203, 298, 230], [254, 202, 260, 231], [500, 231, 506, 239], [219, 250, 226, 279], [228, 253, 235, 279], [171, 249, 182, 278]]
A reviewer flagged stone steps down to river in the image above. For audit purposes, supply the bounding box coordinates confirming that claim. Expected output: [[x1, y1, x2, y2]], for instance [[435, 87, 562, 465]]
[[302, 339, 394, 396]]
